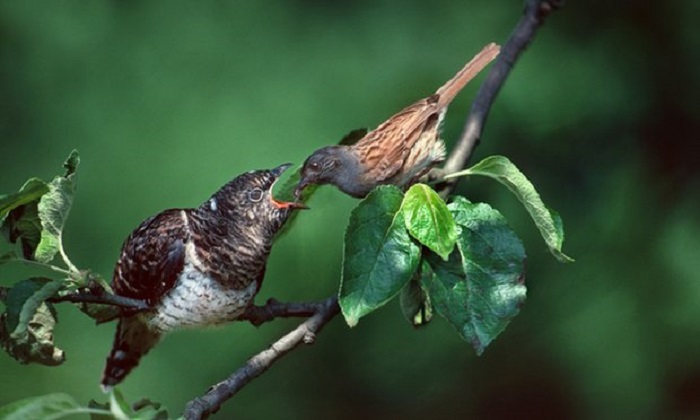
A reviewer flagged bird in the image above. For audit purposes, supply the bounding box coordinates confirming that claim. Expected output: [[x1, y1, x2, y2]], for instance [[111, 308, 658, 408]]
[[295, 43, 500, 199], [101, 163, 306, 391]]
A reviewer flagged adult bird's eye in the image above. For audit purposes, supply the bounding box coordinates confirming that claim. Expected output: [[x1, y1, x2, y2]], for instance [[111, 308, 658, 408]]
[[323, 159, 337, 170], [309, 162, 320, 171], [248, 188, 264, 202]]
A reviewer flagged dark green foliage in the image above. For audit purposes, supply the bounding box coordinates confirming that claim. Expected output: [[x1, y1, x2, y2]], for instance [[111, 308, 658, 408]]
[[34, 150, 80, 264], [0, 151, 79, 265], [0, 278, 64, 366], [0, 393, 82, 420], [339, 155, 568, 351], [435, 198, 526, 354], [0, 390, 168, 420], [0, 151, 114, 369], [399, 273, 433, 327], [340, 186, 421, 326], [0, 179, 49, 260], [448, 156, 572, 262]]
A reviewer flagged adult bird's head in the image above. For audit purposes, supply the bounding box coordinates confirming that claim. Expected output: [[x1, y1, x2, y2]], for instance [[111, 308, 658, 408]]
[[295, 146, 366, 199]]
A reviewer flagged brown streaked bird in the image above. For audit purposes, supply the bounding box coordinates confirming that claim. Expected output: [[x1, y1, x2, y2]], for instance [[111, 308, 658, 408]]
[[101, 164, 306, 391], [295, 43, 500, 199]]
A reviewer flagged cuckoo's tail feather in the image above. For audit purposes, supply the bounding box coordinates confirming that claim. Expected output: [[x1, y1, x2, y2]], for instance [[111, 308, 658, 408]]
[[101, 317, 161, 392]]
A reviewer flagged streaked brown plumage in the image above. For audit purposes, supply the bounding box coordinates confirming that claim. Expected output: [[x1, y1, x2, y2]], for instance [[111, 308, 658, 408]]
[[296, 43, 500, 198], [101, 164, 305, 391]]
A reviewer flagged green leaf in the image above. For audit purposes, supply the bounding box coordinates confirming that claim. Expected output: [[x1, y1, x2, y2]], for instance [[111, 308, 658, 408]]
[[401, 184, 457, 260], [89, 392, 168, 420], [549, 207, 566, 251], [399, 273, 433, 327], [130, 398, 168, 420], [273, 166, 317, 204], [0, 278, 66, 365], [446, 155, 573, 262], [0, 151, 81, 266], [0, 178, 50, 223], [420, 250, 473, 340], [272, 166, 317, 240], [34, 151, 80, 264], [0, 179, 50, 260], [109, 389, 132, 419], [340, 186, 420, 327], [423, 198, 526, 355], [278, 129, 364, 203], [1, 204, 43, 260], [87, 399, 113, 420], [0, 393, 82, 420], [0, 250, 19, 265], [62, 149, 80, 177], [2, 278, 63, 333]]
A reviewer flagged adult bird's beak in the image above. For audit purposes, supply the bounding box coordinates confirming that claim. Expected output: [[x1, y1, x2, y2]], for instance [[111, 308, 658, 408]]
[[270, 163, 309, 210], [294, 178, 308, 200]]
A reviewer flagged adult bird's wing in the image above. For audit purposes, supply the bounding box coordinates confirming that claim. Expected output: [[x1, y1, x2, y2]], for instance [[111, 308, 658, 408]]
[[353, 97, 441, 183], [353, 43, 500, 185]]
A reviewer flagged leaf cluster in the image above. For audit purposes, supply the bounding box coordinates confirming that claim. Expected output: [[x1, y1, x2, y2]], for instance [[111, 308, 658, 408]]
[[0, 390, 167, 420], [0, 151, 118, 368], [339, 156, 571, 353]]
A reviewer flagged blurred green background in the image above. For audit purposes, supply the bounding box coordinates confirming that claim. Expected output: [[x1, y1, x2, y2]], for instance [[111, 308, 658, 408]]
[[1, 1, 698, 418]]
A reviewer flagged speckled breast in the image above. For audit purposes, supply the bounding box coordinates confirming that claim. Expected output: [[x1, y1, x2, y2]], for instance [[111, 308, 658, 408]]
[[148, 262, 257, 333]]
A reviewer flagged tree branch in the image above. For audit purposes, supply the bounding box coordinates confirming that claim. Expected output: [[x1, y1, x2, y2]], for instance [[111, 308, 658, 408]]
[[48, 290, 151, 312], [240, 298, 329, 326], [441, 0, 564, 183], [180, 2, 562, 417], [183, 296, 340, 420], [48, 291, 329, 325]]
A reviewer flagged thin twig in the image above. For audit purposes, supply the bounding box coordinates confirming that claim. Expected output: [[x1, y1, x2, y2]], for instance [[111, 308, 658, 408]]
[[441, 0, 564, 188], [183, 296, 340, 420], [49, 291, 152, 312], [240, 298, 327, 326]]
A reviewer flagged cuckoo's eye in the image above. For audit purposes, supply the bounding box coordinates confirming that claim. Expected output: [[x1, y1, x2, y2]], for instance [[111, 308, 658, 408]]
[[248, 188, 264, 202]]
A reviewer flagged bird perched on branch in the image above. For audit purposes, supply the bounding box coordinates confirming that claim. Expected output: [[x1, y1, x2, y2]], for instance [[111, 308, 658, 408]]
[[295, 43, 500, 199], [101, 164, 306, 391]]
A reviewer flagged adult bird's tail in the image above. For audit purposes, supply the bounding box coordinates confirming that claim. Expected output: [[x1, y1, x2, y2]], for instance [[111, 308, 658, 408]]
[[435, 42, 500, 109], [101, 316, 161, 392]]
